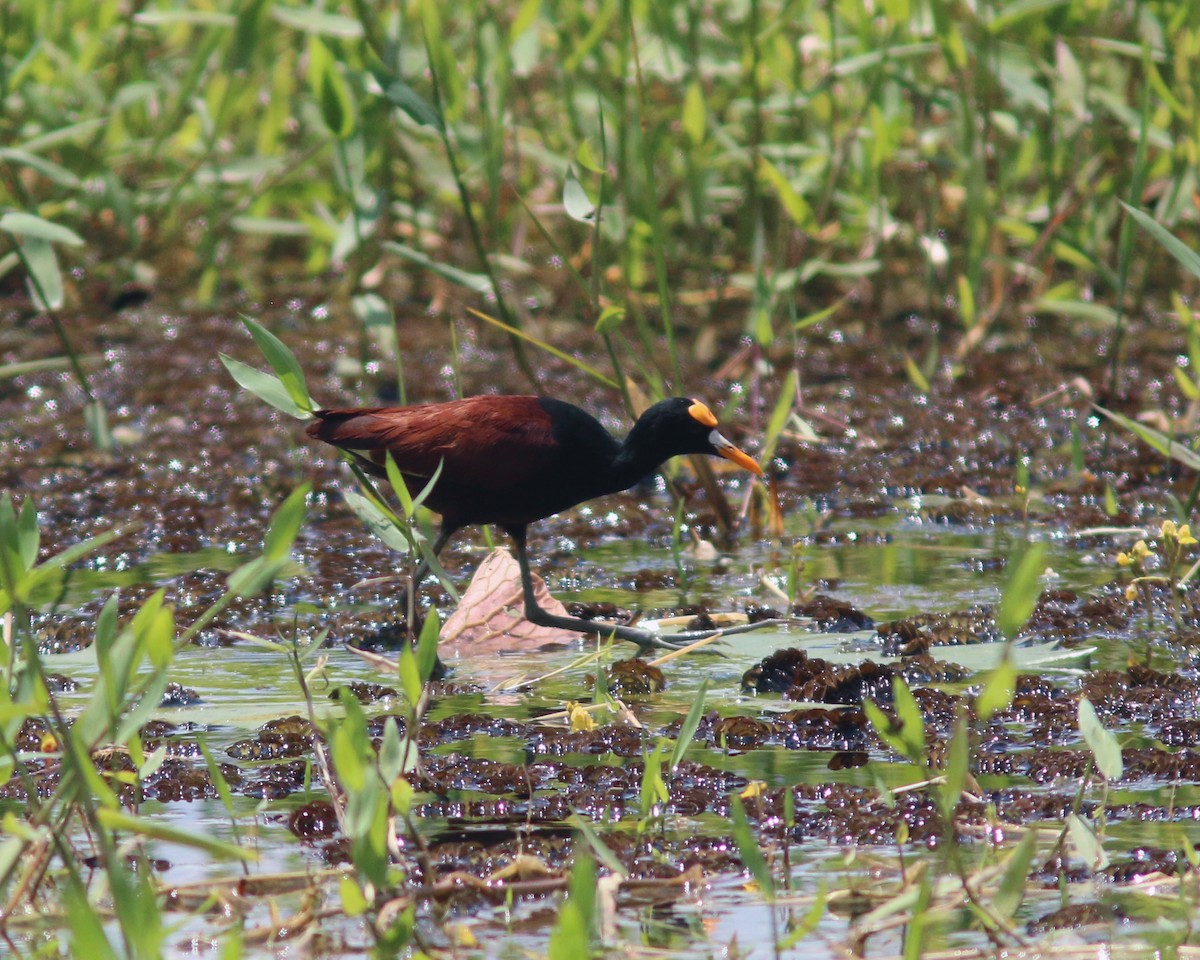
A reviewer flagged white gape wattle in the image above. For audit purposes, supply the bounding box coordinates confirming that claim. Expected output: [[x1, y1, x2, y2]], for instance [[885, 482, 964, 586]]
[[710, 429, 735, 451]]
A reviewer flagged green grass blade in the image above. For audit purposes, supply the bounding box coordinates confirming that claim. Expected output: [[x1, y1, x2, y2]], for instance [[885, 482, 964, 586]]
[[219, 354, 308, 420], [1119, 202, 1200, 279]]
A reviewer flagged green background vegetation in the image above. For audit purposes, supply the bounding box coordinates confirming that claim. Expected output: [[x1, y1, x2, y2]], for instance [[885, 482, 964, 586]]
[[4, 0, 1196, 380]]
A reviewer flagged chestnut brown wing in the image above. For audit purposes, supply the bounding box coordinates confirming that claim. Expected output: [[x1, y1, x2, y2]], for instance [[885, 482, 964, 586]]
[[306, 395, 560, 490]]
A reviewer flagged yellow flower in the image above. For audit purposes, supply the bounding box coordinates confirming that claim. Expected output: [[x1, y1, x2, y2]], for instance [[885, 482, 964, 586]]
[[566, 702, 597, 732], [1125, 583, 1138, 601], [1132, 539, 1151, 560], [1179, 524, 1198, 547], [1117, 552, 1132, 567], [1162, 519, 1179, 540], [740, 780, 768, 799]]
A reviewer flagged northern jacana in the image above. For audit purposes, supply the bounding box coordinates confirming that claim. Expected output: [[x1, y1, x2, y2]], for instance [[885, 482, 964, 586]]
[[307, 395, 765, 649]]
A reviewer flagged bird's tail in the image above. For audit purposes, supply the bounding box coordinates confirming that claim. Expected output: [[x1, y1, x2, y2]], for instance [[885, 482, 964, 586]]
[[305, 408, 383, 445], [306, 409, 392, 477]]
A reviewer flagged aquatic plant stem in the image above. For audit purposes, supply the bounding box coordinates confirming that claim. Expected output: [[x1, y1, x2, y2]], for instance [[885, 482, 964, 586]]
[[1105, 68, 1152, 402]]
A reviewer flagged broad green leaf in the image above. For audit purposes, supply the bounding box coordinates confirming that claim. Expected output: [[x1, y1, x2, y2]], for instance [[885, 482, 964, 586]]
[[682, 80, 706, 144], [575, 139, 604, 174], [16, 236, 63, 311], [1121, 201, 1200, 279], [1067, 812, 1108, 869], [975, 653, 1017, 720], [760, 370, 798, 464], [509, 0, 541, 39], [354, 293, 396, 357], [272, 6, 363, 36], [639, 740, 669, 816], [1078, 697, 1123, 781], [341, 491, 411, 554], [1184, 834, 1200, 870], [398, 645, 421, 705], [757, 156, 813, 229], [1054, 39, 1085, 112], [1094, 404, 1200, 472], [384, 452, 414, 518], [730, 795, 774, 899], [988, 0, 1072, 32], [794, 301, 840, 330], [569, 816, 627, 877], [384, 242, 492, 295], [862, 699, 898, 757], [865, 677, 925, 764], [229, 216, 310, 237], [1104, 483, 1118, 516], [263, 485, 310, 564], [94, 593, 119, 662], [309, 37, 355, 138], [547, 855, 595, 959], [196, 737, 237, 814], [16, 524, 134, 608], [0, 150, 81, 188], [418, 0, 458, 119], [595, 306, 625, 334], [670, 678, 708, 772], [378, 717, 406, 784], [219, 354, 307, 420], [1175, 367, 1200, 401], [902, 353, 931, 393], [64, 880, 121, 960], [226, 556, 273, 597], [381, 77, 443, 130], [15, 499, 38, 571], [567, 854, 597, 935], [0, 501, 16, 592], [563, 171, 595, 223], [996, 542, 1047, 639], [779, 881, 827, 948], [239, 316, 313, 412], [956, 275, 976, 327], [340, 876, 369, 917], [96, 809, 257, 860], [84, 399, 113, 452], [892, 676, 926, 762], [229, 0, 270, 70], [0, 212, 84, 246], [416, 606, 440, 682], [937, 716, 969, 821], [1032, 298, 1119, 325], [994, 827, 1038, 919], [134, 9, 236, 25]]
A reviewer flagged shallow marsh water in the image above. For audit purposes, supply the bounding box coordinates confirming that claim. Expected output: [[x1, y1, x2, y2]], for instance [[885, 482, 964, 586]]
[[5, 303, 1200, 957], [28, 520, 1158, 958]]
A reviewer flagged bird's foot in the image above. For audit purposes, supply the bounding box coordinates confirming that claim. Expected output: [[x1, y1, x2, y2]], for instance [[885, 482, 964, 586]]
[[523, 606, 794, 654], [628, 617, 798, 654]]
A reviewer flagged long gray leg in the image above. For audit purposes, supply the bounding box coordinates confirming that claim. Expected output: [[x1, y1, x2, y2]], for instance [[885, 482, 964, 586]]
[[507, 527, 786, 653]]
